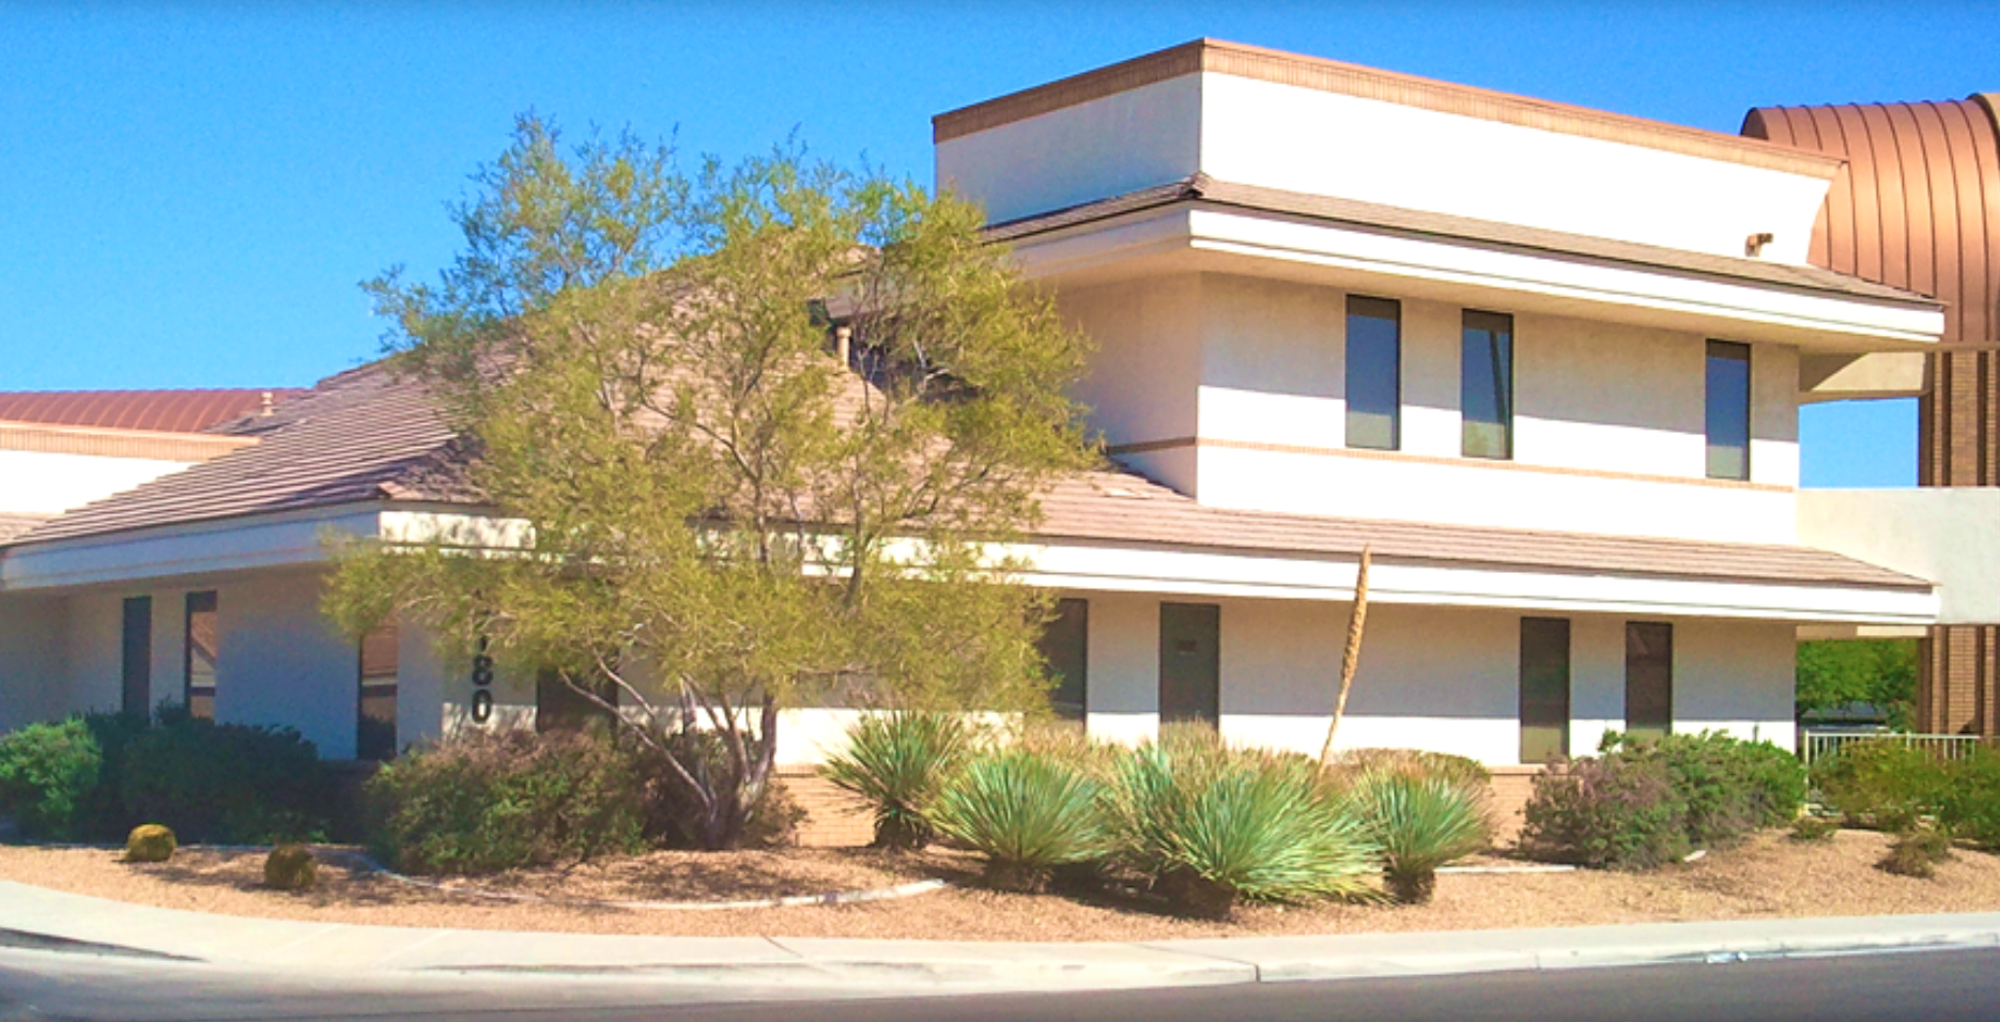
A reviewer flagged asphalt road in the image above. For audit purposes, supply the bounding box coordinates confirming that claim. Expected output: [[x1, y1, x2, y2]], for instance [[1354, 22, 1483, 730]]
[[3, 945, 1999, 1022]]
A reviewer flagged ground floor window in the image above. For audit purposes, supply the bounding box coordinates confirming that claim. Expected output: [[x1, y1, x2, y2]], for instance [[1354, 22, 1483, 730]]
[[1625, 621, 1674, 740], [536, 667, 618, 732], [357, 623, 399, 760], [122, 596, 151, 717], [1159, 602, 1219, 726], [1519, 616, 1570, 763], [184, 591, 218, 719], [1039, 598, 1089, 722]]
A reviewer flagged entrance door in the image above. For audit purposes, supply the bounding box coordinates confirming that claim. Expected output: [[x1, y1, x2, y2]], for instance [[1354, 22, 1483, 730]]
[[1158, 602, 1220, 726]]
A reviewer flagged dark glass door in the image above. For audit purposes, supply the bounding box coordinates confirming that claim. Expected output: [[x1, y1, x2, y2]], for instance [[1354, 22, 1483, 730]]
[[1159, 602, 1220, 726]]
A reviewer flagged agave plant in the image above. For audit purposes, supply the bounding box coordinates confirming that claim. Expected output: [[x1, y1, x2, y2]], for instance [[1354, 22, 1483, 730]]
[[1350, 771, 1492, 904], [1109, 729, 1379, 919], [820, 712, 976, 850], [928, 748, 1113, 892]]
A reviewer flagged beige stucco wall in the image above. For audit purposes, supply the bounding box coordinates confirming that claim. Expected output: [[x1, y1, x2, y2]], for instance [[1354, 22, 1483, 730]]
[[1060, 272, 1802, 542], [0, 594, 69, 732]]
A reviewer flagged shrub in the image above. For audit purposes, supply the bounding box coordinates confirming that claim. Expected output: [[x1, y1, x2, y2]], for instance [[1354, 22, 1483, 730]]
[[930, 748, 1113, 892], [263, 844, 318, 891], [365, 726, 648, 875], [1108, 728, 1377, 918], [1606, 731, 1804, 850], [821, 712, 978, 850], [1326, 748, 1490, 790], [741, 778, 807, 850], [1880, 825, 1953, 879], [0, 719, 103, 839], [124, 824, 176, 863], [1521, 754, 1690, 870], [1349, 772, 1491, 904], [1938, 746, 2000, 848], [1812, 739, 1951, 831], [1789, 815, 1839, 842], [118, 711, 332, 844]]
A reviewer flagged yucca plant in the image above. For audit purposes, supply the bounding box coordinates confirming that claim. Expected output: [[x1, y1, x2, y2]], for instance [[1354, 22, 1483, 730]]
[[1109, 729, 1378, 919], [1349, 771, 1491, 904], [821, 712, 976, 850], [929, 748, 1113, 892]]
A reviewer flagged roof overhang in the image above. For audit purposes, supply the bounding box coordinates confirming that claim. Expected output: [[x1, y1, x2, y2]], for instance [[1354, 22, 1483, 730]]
[[1006, 198, 1945, 352]]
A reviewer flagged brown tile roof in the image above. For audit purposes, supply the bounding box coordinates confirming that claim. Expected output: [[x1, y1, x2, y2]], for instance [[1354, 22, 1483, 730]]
[[10, 363, 466, 546], [985, 174, 1941, 308], [0, 514, 53, 544], [934, 39, 1844, 181], [3, 355, 1929, 594], [1038, 471, 1930, 592], [0, 389, 305, 434]]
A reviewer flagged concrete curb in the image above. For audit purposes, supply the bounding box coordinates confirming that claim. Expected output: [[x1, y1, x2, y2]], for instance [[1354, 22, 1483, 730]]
[[2, 880, 1997, 995]]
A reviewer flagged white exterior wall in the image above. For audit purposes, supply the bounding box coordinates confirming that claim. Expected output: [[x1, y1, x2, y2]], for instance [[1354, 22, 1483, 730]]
[[941, 71, 1829, 263], [0, 449, 198, 516], [0, 594, 69, 731], [1070, 273, 1802, 541], [61, 591, 122, 714], [212, 570, 361, 759]]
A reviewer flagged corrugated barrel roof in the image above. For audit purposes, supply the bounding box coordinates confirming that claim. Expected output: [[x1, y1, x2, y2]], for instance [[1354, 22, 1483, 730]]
[[1742, 97, 2000, 346]]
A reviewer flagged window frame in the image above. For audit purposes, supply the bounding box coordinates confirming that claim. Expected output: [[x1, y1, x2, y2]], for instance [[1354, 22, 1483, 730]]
[[356, 622, 400, 761], [1344, 295, 1403, 451], [1705, 339, 1752, 481], [1624, 621, 1674, 740], [1519, 616, 1570, 764], [183, 590, 219, 719], [1460, 309, 1515, 460], [1037, 598, 1089, 723]]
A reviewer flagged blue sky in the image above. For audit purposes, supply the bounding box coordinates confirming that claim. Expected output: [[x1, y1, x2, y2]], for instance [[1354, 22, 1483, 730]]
[[3, 2, 1995, 486]]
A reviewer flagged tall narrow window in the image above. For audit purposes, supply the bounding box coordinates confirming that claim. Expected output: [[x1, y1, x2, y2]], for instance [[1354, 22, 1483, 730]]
[[1519, 617, 1570, 763], [121, 596, 152, 718], [357, 622, 399, 760], [1158, 602, 1220, 726], [1705, 340, 1751, 480], [184, 591, 219, 719], [1345, 296, 1401, 450], [1038, 598, 1089, 722], [1461, 310, 1514, 460], [1625, 621, 1673, 741]]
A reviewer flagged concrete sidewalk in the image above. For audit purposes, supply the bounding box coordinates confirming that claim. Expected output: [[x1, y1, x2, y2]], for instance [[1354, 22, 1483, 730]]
[[4, 879, 1999, 994]]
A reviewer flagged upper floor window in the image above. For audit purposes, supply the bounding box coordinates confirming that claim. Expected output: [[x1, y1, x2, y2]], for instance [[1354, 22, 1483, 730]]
[[1706, 340, 1751, 481], [1346, 296, 1401, 450], [1461, 310, 1514, 460]]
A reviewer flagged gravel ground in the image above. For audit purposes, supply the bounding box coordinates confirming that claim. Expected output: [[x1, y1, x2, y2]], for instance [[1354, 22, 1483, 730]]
[[3, 830, 1998, 942]]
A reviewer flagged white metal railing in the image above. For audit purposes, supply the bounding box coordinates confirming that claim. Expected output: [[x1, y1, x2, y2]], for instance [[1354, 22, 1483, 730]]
[[1800, 729, 1989, 768]]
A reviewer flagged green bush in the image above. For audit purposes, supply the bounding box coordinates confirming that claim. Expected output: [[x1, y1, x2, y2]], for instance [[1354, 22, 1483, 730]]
[[1108, 728, 1377, 918], [124, 824, 176, 863], [263, 844, 318, 891], [1521, 754, 1690, 870], [1880, 824, 1953, 878], [821, 712, 978, 850], [930, 748, 1113, 892], [1349, 772, 1491, 904], [0, 719, 103, 839], [1326, 747, 1491, 790], [1811, 739, 1951, 831], [1939, 746, 2000, 847], [1606, 731, 1804, 849], [365, 726, 648, 875], [118, 710, 332, 844], [1789, 815, 1839, 842]]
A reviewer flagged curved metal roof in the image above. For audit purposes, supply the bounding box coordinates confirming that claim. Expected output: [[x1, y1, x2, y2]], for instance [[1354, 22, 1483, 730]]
[[1742, 97, 2000, 346], [0, 388, 304, 434]]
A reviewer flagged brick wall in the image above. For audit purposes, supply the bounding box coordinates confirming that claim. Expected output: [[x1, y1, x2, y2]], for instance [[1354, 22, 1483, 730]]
[[776, 767, 874, 848], [1486, 765, 1544, 847]]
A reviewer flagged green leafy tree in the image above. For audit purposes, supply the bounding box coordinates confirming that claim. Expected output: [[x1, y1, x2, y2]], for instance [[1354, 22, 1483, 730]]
[[326, 116, 1095, 849], [1795, 639, 1917, 731]]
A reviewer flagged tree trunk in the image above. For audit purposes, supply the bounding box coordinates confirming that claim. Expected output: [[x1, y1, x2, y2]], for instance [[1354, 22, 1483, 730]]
[[1319, 545, 1372, 767]]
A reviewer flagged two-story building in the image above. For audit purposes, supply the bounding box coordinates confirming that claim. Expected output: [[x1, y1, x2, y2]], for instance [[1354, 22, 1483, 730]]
[[2, 41, 1990, 794]]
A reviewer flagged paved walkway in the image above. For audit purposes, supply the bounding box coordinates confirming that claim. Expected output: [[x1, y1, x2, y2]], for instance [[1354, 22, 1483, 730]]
[[4, 879, 1999, 994]]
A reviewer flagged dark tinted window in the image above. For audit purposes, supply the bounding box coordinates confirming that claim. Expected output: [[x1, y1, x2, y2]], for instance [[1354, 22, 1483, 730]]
[[1462, 310, 1514, 460], [1038, 598, 1088, 722], [1346, 296, 1401, 450], [1706, 340, 1751, 480], [1625, 621, 1674, 740], [357, 623, 399, 760], [1519, 617, 1569, 763], [536, 668, 617, 732], [184, 591, 218, 719], [1159, 603, 1220, 726], [121, 597, 151, 718]]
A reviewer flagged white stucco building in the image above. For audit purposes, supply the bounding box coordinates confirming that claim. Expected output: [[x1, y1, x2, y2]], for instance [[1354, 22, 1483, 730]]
[[3, 40, 1989, 782]]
